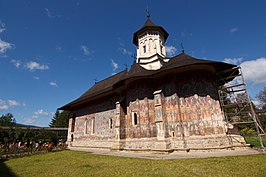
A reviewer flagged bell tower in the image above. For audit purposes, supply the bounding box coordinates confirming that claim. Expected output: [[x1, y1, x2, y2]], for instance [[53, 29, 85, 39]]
[[133, 18, 169, 70]]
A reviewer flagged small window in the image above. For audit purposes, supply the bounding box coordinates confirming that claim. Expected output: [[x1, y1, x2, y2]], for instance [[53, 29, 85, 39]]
[[91, 118, 95, 134], [143, 45, 146, 53], [109, 118, 113, 129], [132, 113, 138, 125], [71, 134, 74, 142], [84, 119, 88, 134]]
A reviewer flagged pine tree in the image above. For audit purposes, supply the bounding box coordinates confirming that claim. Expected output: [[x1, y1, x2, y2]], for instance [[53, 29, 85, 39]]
[[49, 110, 70, 127]]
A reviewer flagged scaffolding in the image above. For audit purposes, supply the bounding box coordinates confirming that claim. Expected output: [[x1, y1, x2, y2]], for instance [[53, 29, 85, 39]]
[[217, 66, 265, 148]]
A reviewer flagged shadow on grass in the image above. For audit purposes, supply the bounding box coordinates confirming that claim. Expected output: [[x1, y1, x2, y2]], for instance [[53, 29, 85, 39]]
[[0, 160, 18, 177]]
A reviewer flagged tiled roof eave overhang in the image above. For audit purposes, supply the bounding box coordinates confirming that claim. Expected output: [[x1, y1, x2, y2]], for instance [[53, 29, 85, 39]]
[[59, 63, 226, 111], [58, 87, 114, 111]]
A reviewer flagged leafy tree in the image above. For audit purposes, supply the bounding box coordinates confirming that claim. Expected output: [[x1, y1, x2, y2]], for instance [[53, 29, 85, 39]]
[[256, 87, 266, 110], [0, 113, 16, 126], [49, 110, 70, 128]]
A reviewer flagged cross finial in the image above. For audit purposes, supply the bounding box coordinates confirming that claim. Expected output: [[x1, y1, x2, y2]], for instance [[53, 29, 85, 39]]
[[94, 78, 98, 84], [146, 6, 150, 18], [124, 63, 128, 70], [181, 43, 185, 53]]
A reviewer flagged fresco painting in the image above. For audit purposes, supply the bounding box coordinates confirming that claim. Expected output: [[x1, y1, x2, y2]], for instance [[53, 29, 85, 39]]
[[95, 110, 115, 138], [68, 71, 230, 150], [163, 92, 226, 137]]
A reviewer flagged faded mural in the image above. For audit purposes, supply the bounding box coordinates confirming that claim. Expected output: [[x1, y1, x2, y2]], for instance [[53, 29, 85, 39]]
[[68, 70, 227, 149]]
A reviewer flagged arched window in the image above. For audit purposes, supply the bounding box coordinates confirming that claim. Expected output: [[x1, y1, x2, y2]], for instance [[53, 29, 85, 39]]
[[84, 118, 88, 134], [91, 118, 95, 134], [71, 134, 74, 142], [109, 118, 113, 129], [143, 45, 146, 53], [133, 113, 138, 125]]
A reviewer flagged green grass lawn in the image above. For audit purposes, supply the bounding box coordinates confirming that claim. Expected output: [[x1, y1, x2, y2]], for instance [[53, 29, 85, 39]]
[[1, 150, 266, 177]]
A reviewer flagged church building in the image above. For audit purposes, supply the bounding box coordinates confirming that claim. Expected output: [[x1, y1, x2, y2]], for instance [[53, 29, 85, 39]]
[[59, 18, 247, 152]]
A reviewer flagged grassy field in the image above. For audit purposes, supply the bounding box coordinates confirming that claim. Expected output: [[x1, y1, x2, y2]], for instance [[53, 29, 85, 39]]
[[1, 150, 266, 177]]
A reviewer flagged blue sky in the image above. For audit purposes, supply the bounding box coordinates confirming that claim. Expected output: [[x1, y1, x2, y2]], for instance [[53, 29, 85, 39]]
[[0, 0, 266, 127]]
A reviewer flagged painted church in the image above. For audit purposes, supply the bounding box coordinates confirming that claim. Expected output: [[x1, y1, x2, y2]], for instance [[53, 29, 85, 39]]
[[59, 18, 247, 152]]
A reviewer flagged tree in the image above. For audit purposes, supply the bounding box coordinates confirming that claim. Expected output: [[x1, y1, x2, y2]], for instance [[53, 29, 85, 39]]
[[0, 113, 16, 126], [49, 110, 70, 128], [256, 87, 266, 110]]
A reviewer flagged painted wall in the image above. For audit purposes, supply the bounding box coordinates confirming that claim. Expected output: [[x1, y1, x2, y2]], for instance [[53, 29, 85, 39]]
[[124, 70, 225, 140], [68, 69, 229, 150], [69, 94, 118, 142]]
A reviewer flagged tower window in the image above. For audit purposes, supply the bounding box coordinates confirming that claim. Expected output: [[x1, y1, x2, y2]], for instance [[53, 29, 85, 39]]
[[132, 112, 138, 125], [143, 45, 146, 53], [109, 118, 113, 129]]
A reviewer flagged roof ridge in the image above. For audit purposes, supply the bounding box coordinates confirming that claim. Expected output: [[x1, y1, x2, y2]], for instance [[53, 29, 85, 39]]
[[94, 69, 127, 85]]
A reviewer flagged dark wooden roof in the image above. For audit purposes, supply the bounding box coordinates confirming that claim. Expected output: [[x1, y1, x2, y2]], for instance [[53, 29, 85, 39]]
[[133, 18, 169, 45], [60, 70, 128, 110], [59, 53, 237, 111]]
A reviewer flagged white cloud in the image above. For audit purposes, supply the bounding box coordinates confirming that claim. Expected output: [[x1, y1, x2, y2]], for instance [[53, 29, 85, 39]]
[[56, 45, 62, 52], [224, 57, 266, 85], [25, 61, 49, 71], [81, 45, 93, 56], [8, 100, 20, 106], [0, 99, 8, 110], [118, 38, 132, 56], [165, 45, 177, 57], [229, 27, 238, 33], [180, 31, 192, 38], [23, 115, 39, 124], [111, 59, 118, 72], [34, 76, 40, 80], [11, 59, 21, 68], [240, 58, 266, 85], [44, 8, 60, 19], [0, 99, 20, 110], [223, 57, 243, 65], [0, 105, 8, 110], [23, 109, 50, 125], [0, 21, 6, 33], [118, 47, 132, 56], [0, 39, 14, 54], [50, 81, 58, 87], [34, 109, 49, 116], [45, 8, 53, 18]]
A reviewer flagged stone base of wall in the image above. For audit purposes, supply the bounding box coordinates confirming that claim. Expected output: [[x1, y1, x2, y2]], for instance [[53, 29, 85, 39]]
[[68, 134, 250, 153], [69, 140, 113, 149]]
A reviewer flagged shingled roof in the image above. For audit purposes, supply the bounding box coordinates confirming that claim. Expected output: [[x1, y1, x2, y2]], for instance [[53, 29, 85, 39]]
[[59, 53, 237, 111], [133, 18, 169, 45]]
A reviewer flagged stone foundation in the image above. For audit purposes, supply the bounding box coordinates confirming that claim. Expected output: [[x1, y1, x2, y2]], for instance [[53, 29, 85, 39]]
[[68, 134, 249, 153]]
